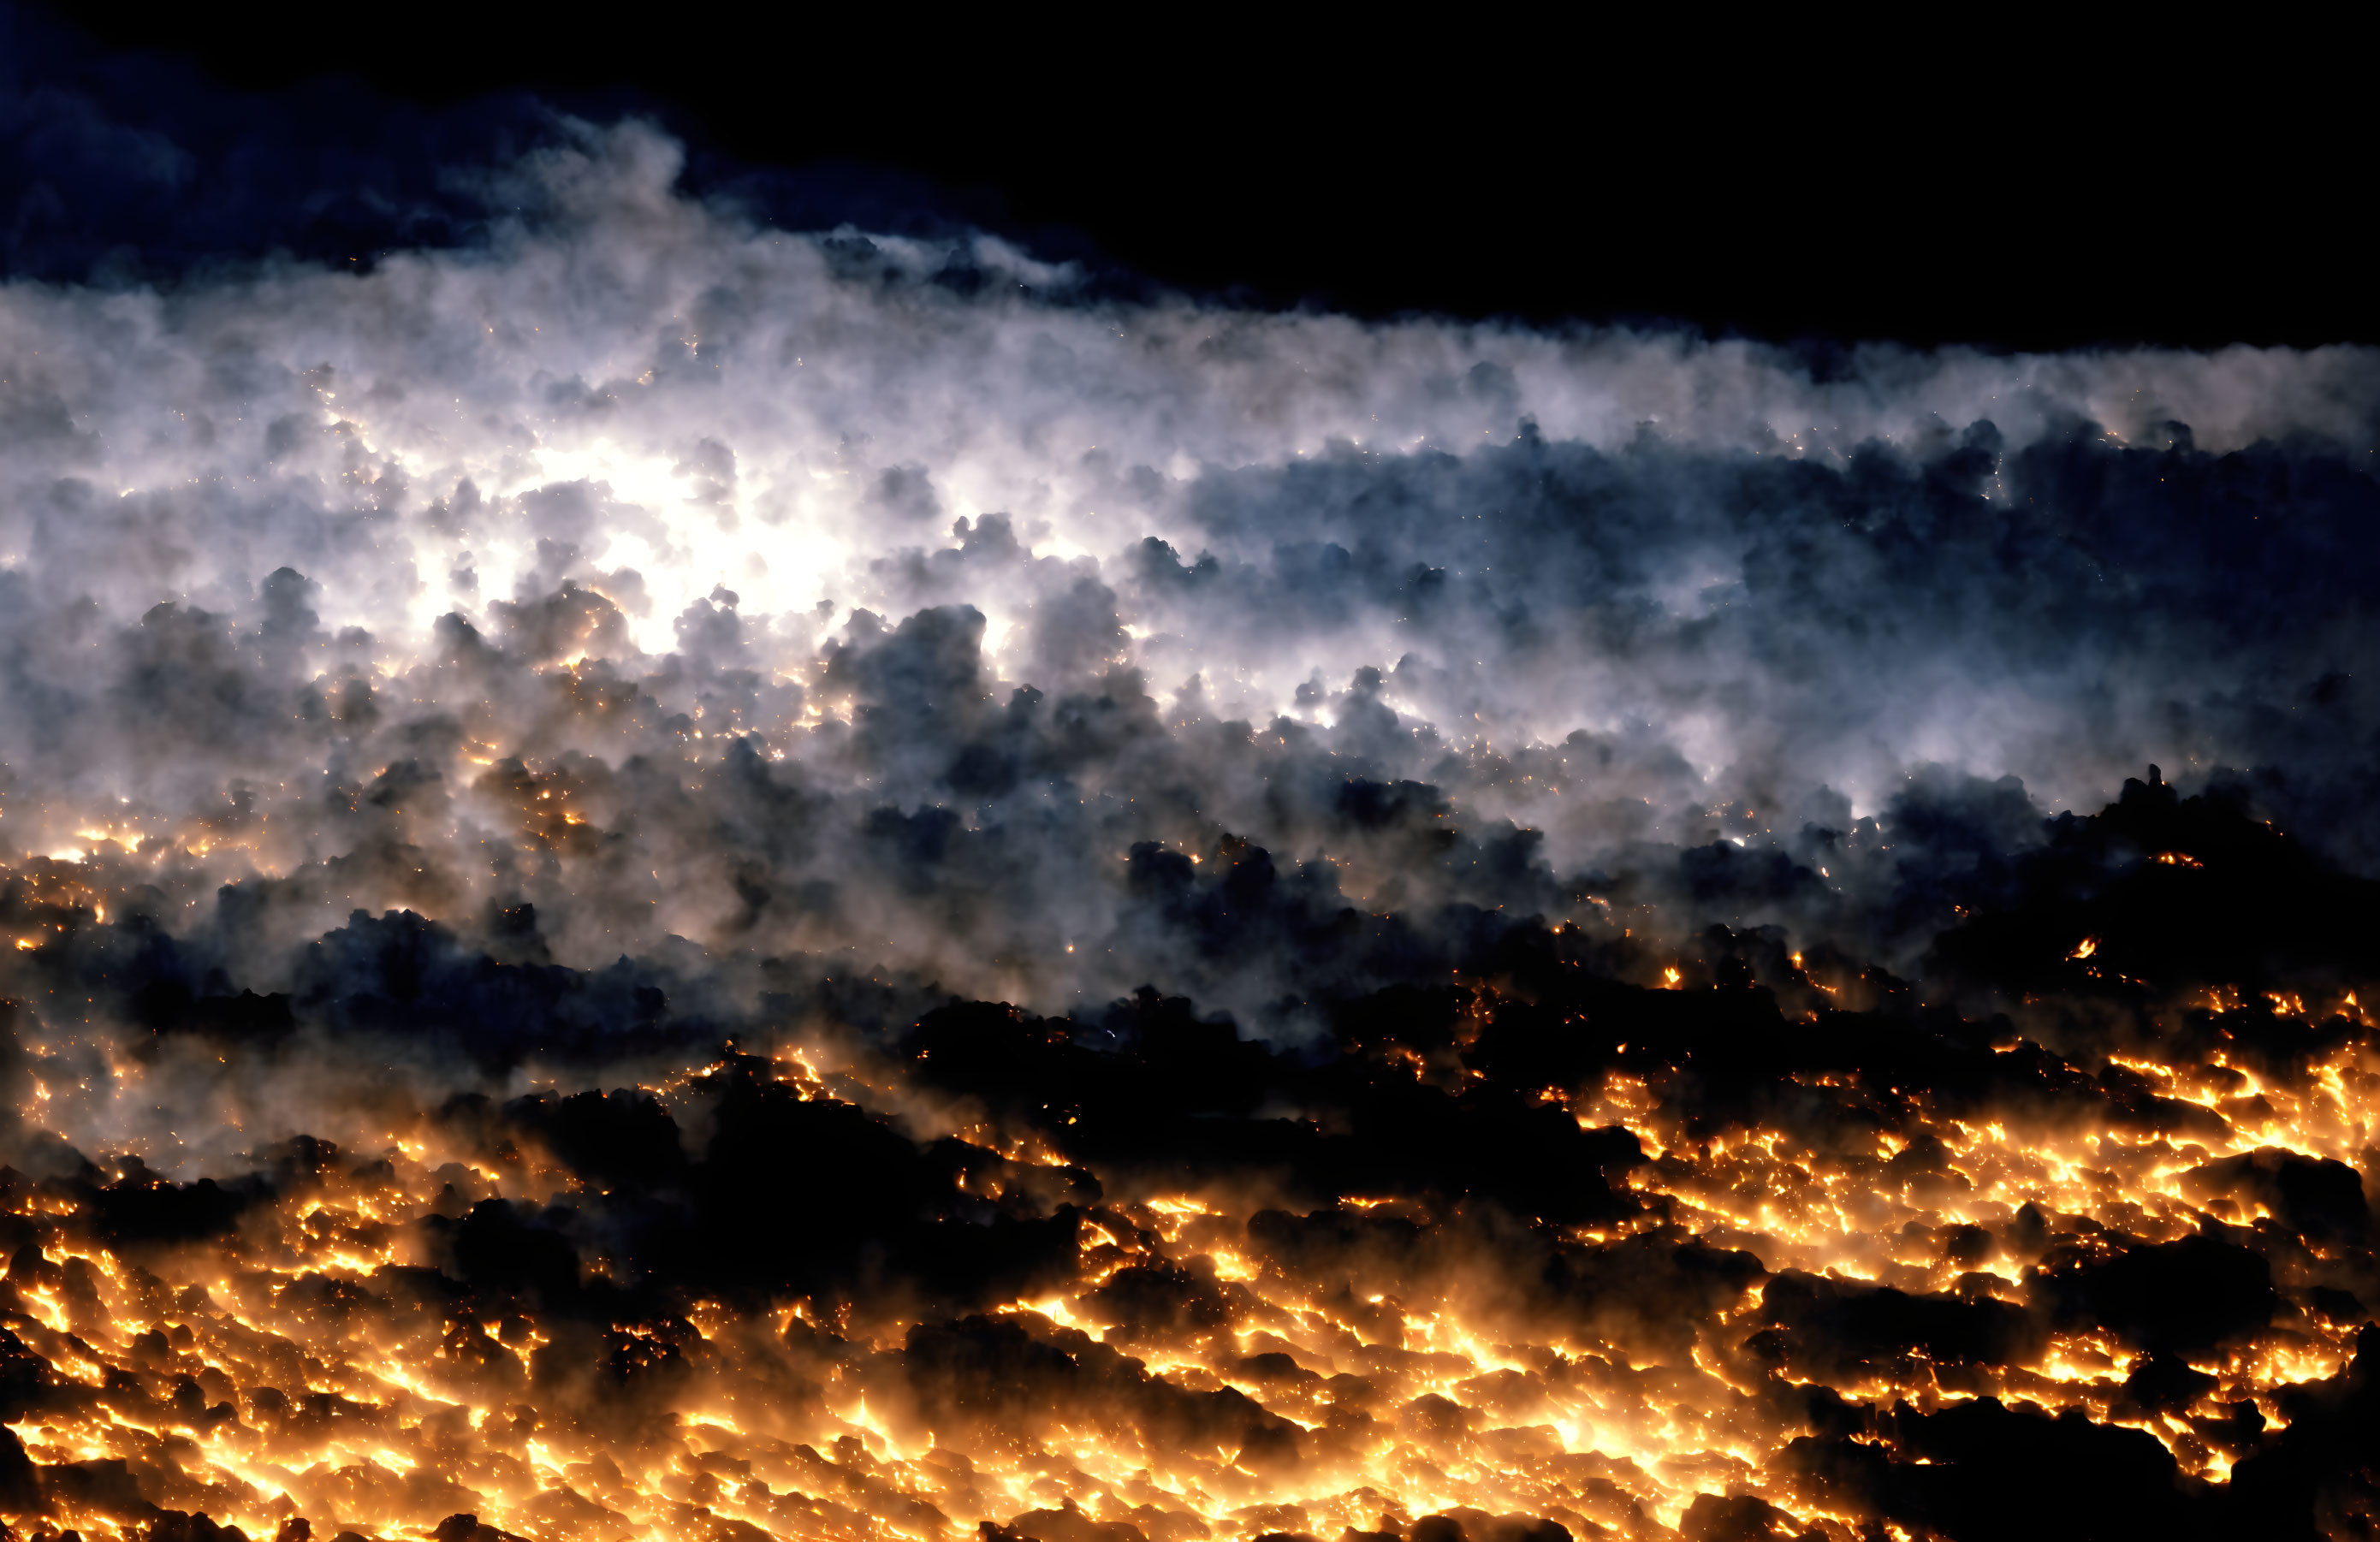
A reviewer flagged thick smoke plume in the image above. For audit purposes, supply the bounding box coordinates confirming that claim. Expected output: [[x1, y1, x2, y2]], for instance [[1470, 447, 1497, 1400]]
[[0, 111, 2377, 1542]]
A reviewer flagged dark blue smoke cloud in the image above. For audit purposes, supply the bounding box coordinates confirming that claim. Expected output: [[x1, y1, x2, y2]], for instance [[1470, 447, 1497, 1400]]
[[2, 3, 1125, 297]]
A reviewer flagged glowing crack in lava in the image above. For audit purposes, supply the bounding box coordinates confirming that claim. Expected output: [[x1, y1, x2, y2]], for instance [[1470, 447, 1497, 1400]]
[[0, 122, 2377, 1542]]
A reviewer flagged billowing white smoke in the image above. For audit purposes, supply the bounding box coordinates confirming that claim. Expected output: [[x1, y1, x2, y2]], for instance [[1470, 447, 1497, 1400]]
[[1, 116, 2374, 1029]]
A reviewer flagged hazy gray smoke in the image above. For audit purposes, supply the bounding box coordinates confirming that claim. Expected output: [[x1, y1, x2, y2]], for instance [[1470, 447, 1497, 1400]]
[[7, 104, 2380, 1542], [2, 116, 2375, 1037]]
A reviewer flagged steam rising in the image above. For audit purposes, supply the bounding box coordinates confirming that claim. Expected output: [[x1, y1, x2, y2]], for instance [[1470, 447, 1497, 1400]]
[[1, 117, 2378, 1542]]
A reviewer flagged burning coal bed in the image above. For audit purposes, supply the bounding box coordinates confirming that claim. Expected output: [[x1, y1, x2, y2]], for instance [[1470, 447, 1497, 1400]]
[[0, 778, 2375, 1542]]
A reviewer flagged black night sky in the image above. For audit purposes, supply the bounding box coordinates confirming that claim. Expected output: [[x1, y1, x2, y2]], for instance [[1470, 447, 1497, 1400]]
[[20, 5, 2375, 350]]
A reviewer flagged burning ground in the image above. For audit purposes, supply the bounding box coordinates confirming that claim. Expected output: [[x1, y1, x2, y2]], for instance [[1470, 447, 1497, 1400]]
[[0, 110, 2378, 1542], [1, 774, 2377, 1542]]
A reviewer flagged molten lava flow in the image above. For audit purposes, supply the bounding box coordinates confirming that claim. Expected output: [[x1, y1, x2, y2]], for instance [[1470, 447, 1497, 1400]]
[[1, 815, 2376, 1542]]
